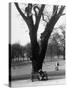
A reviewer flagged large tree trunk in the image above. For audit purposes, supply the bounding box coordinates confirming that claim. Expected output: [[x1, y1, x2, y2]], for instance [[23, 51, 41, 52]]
[[14, 3, 65, 73], [29, 26, 40, 72], [29, 23, 53, 72]]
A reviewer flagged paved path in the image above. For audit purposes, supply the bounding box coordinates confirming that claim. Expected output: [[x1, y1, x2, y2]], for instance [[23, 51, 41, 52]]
[[11, 76, 65, 87]]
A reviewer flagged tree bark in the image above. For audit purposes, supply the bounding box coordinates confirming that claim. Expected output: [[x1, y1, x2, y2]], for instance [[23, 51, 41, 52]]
[[28, 25, 40, 72]]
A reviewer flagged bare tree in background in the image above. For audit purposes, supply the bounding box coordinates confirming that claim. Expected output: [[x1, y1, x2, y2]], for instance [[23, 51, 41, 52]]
[[14, 3, 65, 73]]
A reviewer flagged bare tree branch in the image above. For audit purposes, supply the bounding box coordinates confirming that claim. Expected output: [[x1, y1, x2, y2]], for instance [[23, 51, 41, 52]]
[[41, 5, 65, 41], [14, 3, 27, 21], [33, 5, 40, 18], [57, 6, 65, 17], [25, 4, 32, 17], [35, 4, 45, 30], [53, 5, 58, 15], [38, 5, 45, 18]]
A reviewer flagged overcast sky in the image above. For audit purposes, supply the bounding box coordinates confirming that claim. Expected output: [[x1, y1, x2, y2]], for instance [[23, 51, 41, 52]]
[[11, 3, 66, 46]]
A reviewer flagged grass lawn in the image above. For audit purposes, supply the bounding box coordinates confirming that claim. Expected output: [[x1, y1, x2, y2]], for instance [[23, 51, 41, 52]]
[[11, 59, 65, 80]]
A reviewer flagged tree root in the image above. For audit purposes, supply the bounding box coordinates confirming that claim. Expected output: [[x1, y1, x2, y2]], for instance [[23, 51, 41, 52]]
[[31, 70, 48, 82]]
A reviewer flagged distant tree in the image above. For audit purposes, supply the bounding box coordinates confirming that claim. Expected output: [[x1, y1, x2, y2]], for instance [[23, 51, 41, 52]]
[[50, 25, 65, 59], [51, 33, 61, 58], [11, 43, 22, 60], [58, 25, 65, 59], [25, 43, 32, 58]]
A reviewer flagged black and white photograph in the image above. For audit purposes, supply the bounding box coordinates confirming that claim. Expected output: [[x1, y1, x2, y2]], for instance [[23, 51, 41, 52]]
[[9, 2, 66, 87]]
